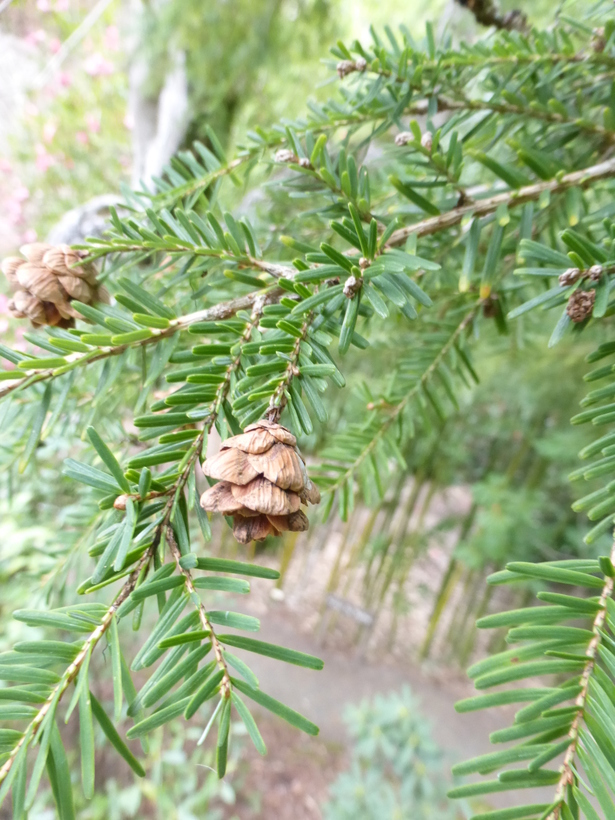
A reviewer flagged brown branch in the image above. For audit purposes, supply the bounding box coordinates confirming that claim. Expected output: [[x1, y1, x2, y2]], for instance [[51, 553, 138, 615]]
[[455, 0, 527, 32], [386, 156, 615, 246], [0, 287, 281, 400], [165, 308, 261, 697]]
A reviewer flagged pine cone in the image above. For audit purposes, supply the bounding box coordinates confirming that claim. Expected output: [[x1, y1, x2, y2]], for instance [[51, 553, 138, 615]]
[[566, 289, 595, 323], [200, 420, 320, 544], [1, 243, 109, 328]]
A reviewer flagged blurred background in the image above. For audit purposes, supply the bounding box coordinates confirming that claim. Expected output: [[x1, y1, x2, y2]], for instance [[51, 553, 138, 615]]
[[0, 1, 595, 818]]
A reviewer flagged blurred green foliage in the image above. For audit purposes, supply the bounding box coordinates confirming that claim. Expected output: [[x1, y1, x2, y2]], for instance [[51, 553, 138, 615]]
[[323, 687, 457, 820]]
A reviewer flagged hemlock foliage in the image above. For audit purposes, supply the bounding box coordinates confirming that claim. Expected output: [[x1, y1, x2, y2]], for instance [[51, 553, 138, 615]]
[[1, 2, 615, 818]]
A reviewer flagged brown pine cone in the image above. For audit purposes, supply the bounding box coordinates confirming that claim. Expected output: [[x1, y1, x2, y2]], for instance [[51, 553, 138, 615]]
[[200, 420, 320, 544], [1, 243, 109, 328], [566, 289, 595, 323]]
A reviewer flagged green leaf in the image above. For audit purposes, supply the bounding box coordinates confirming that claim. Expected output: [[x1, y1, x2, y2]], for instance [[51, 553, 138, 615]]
[[63, 459, 121, 494], [475, 660, 584, 689], [231, 692, 266, 755], [47, 723, 76, 820], [79, 681, 93, 800], [339, 294, 360, 355], [451, 744, 549, 776], [447, 774, 557, 798], [455, 689, 554, 713], [193, 577, 250, 594], [131, 575, 186, 601], [158, 629, 211, 649], [231, 677, 318, 736], [389, 175, 440, 215], [19, 383, 52, 473], [192, 557, 279, 579], [86, 427, 131, 492], [184, 668, 225, 719], [114, 498, 137, 572], [218, 635, 323, 670], [476, 606, 573, 629], [109, 615, 123, 723], [126, 697, 191, 739], [142, 645, 212, 708], [223, 652, 259, 688], [91, 694, 145, 777], [206, 611, 260, 631]]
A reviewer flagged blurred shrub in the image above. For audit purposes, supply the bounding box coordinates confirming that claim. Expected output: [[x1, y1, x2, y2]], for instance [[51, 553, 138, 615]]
[[323, 687, 457, 820]]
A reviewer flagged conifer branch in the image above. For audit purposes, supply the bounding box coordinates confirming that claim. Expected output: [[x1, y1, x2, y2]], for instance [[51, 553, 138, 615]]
[[0, 288, 280, 400], [0, 547, 149, 790], [387, 156, 615, 245], [548, 539, 615, 819], [323, 299, 481, 494], [6, 155, 615, 403], [0, 425, 206, 788], [265, 314, 312, 423], [167, 528, 231, 698]]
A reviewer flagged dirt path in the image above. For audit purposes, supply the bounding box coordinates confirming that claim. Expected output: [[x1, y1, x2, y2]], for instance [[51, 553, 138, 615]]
[[231, 600, 554, 815]]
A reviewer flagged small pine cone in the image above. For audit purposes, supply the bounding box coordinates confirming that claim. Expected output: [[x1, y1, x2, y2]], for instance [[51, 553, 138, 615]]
[[566, 289, 596, 323], [0, 243, 108, 328], [200, 420, 320, 544]]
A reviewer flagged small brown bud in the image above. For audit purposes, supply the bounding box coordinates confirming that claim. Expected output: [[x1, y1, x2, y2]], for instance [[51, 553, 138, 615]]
[[395, 132, 413, 147], [591, 27, 606, 52], [336, 58, 367, 79], [359, 257, 370, 270], [482, 294, 499, 319], [566, 289, 596, 323], [336, 59, 355, 79], [343, 275, 362, 298], [298, 157, 313, 169], [559, 267, 582, 287], [274, 149, 297, 164], [113, 495, 128, 511], [421, 131, 433, 152], [589, 264, 603, 282]]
